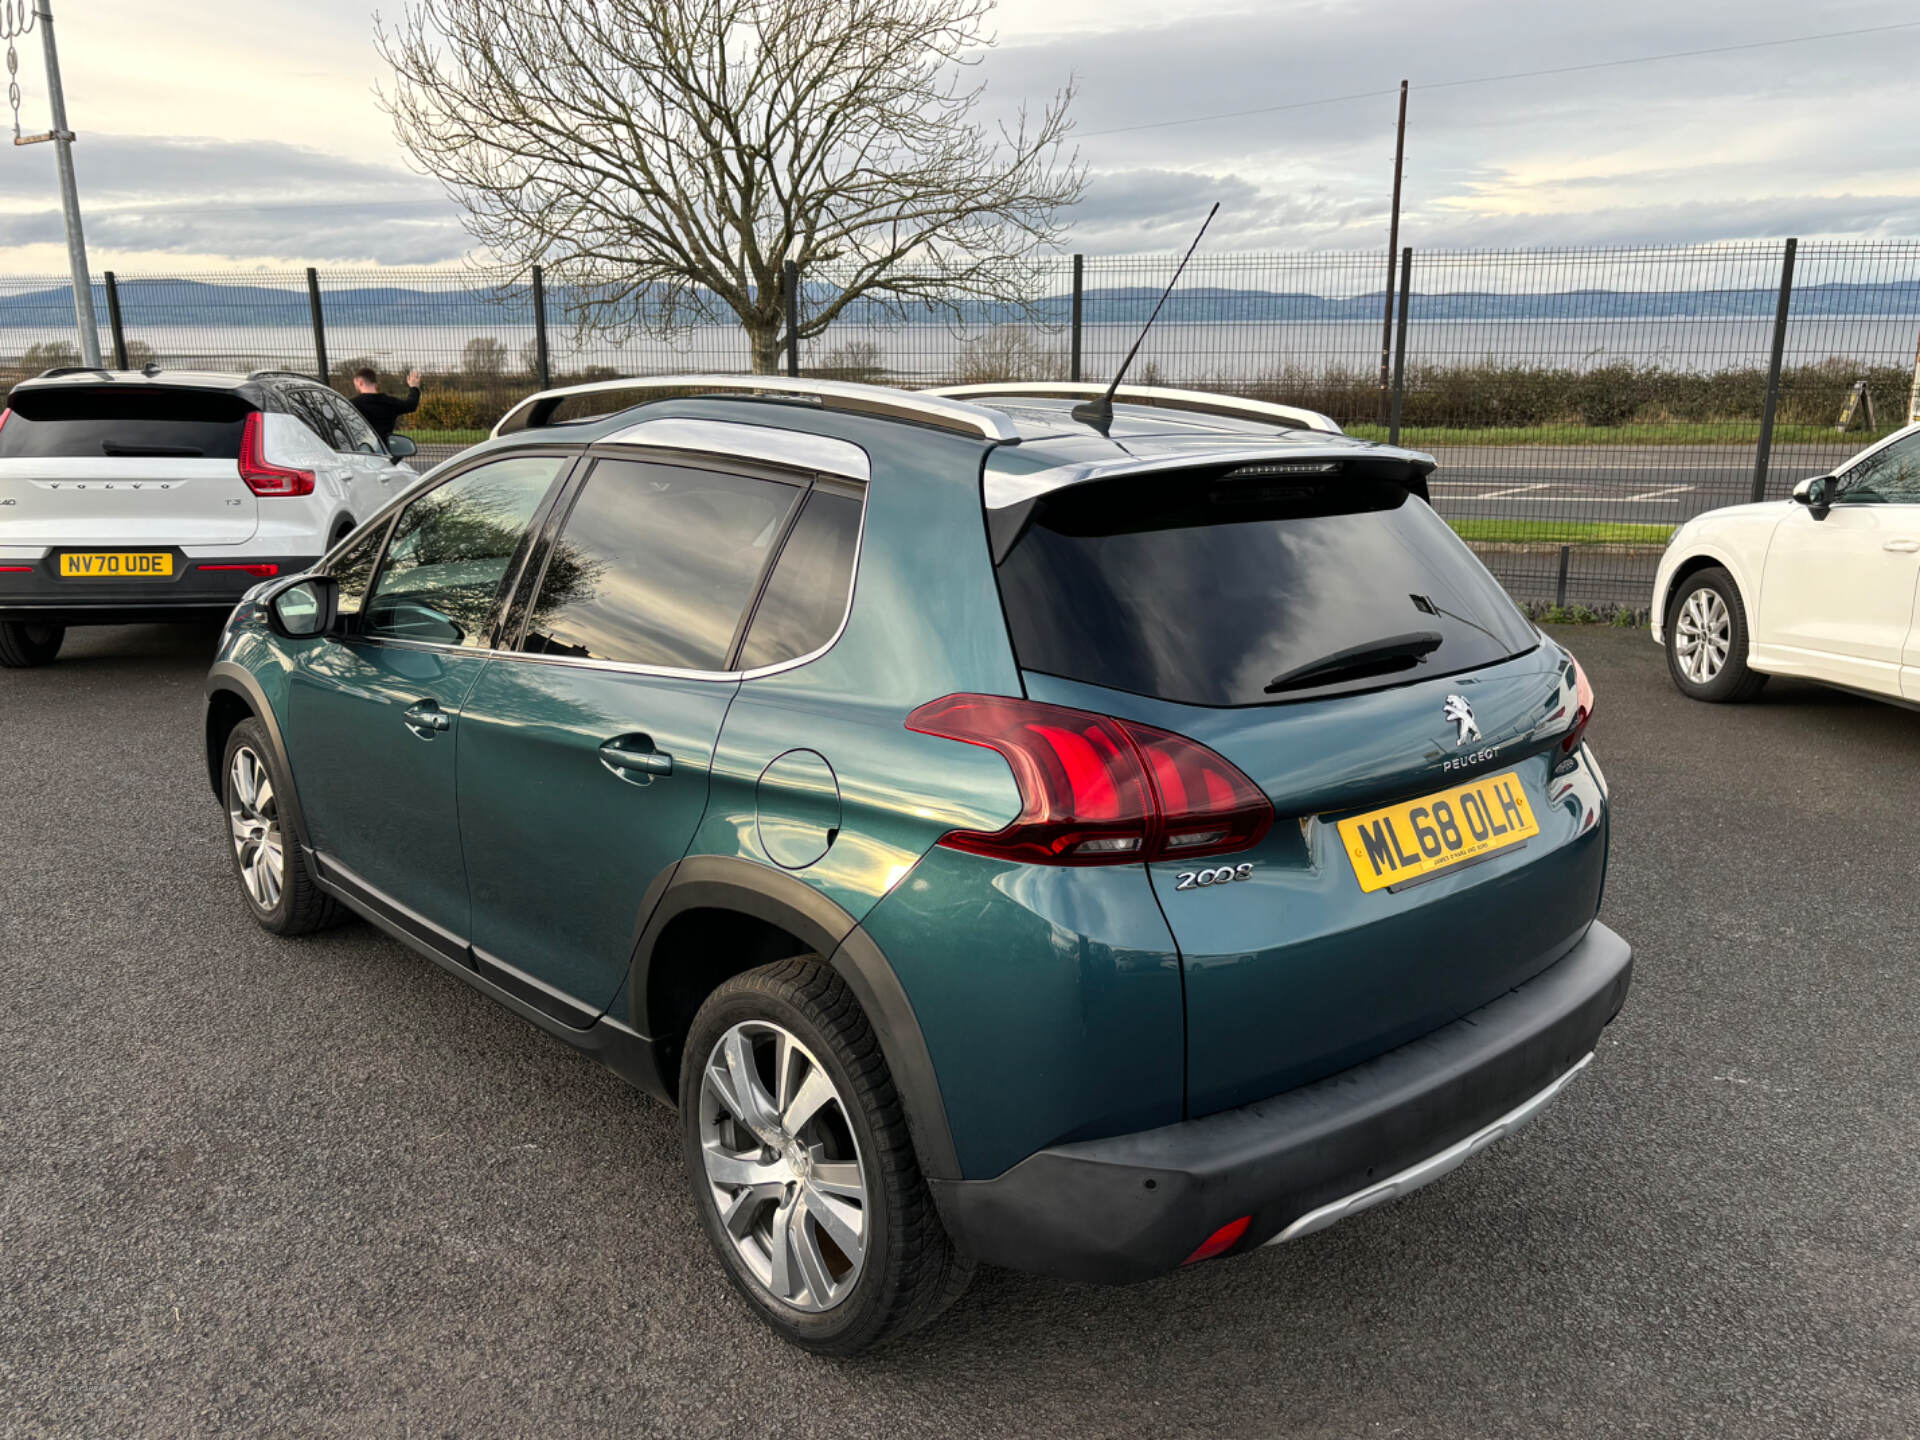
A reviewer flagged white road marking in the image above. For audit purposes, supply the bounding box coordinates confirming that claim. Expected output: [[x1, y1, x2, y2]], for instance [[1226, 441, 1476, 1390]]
[[1621, 485, 1695, 502]]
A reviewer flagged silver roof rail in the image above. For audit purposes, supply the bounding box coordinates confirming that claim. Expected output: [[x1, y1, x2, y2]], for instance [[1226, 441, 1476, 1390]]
[[491, 374, 1023, 443], [927, 382, 1343, 435]]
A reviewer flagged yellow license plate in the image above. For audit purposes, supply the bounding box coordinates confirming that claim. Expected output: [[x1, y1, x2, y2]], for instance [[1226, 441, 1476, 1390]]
[[59, 552, 174, 579], [1337, 769, 1539, 893]]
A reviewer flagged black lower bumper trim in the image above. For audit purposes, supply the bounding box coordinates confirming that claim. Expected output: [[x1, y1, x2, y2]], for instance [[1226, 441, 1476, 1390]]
[[0, 552, 318, 623], [930, 920, 1632, 1285]]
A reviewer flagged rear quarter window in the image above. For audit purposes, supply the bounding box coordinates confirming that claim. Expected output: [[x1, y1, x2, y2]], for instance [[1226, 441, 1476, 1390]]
[[995, 471, 1536, 707], [0, 385, 253, 459]]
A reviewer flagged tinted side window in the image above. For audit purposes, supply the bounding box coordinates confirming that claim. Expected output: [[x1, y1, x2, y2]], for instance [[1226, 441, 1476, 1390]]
[[737, 488, 863, 669], [363, 455, 565, 648], [1837, 432, 1920, 503], [329, 522, 388, 622], [522, 458, 801, 670], [283, 385, 348, 451], [322, 390, 383, 454]]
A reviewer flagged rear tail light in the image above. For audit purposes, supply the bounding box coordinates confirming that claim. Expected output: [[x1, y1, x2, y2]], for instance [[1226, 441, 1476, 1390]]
[[1560, 655, 1595, 753], [195, 563, 280, 578], [905, 694, 1273, 865], [237, 412, 315, 497]]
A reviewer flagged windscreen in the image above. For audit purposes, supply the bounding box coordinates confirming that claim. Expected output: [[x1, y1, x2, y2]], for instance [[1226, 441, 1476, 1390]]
[[996, 472, 1536, 707], [0, 386, 252, 459]]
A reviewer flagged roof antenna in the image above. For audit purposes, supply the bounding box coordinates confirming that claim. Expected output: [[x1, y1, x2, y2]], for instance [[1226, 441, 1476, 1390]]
[[1072, 202, 1218, 432]]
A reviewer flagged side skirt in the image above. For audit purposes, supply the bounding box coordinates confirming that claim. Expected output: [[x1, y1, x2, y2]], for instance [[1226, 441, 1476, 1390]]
[[310, 848, 670, 1102]]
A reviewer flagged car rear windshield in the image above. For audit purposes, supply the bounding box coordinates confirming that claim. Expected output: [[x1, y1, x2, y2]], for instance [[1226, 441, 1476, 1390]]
[[0, 386, 253, 459], [995, 471, 1537, 707]]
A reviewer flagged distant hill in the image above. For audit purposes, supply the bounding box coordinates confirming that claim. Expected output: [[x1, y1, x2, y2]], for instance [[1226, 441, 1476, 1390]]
[[3, 275, 1918, 328]]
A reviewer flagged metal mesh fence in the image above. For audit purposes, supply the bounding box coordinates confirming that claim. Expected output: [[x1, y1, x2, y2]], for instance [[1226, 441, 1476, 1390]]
[[4, 242, 1919, 609]]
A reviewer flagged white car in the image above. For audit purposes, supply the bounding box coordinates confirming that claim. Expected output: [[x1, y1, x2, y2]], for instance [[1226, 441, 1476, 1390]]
[[0, 367, 419, 666], [1652, 421, 1920, 702]]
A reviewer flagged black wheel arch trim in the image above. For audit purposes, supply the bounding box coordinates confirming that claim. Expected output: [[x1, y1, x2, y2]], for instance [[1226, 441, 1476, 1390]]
[[205, 661, 312, 848], [627, 853, 961, 1181]]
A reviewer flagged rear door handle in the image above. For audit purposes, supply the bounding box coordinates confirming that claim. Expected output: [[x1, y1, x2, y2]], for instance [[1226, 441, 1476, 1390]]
[[600, 735, 673, 782], [403, 700, 451, 737], [1885, 539, 1920, 553]]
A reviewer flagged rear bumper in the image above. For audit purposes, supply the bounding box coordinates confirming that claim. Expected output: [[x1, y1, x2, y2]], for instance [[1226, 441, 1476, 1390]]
[[930, 920, 1631, 1284], [0, 551, 317, 623]]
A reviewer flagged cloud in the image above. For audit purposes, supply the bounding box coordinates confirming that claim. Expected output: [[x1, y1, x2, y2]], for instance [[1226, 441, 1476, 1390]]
[[0, 133, 470, 263]]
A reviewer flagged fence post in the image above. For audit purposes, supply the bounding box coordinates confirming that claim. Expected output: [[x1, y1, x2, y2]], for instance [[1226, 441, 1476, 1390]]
[[1750, 236, 1797, 503], [1555, 545, 1571, 609], [305, 267, 328, 385], [783, 260, 801, 378], [1070, 254, 1084, 383], [1388, 247, 1412, 444], [530, 265, 551, 389], [102, 270, 128, 370]]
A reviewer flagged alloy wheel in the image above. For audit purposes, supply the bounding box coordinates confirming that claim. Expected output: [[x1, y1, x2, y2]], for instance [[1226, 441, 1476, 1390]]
[[228, 746, 285, 910], [697, 1020, 868, 1312], [1674, 585, 1731, 684]]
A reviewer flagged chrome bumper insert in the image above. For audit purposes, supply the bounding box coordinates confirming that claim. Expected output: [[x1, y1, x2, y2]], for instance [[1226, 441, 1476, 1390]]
[[1267, 1051, 1594, 1246]]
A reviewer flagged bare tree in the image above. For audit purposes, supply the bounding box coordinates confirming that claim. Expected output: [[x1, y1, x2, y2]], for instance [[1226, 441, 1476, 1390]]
[[377, 0, 1083, 372]]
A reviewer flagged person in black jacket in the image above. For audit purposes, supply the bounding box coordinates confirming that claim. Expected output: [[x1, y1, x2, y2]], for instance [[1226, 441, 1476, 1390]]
[[349, 367, 422, 442]]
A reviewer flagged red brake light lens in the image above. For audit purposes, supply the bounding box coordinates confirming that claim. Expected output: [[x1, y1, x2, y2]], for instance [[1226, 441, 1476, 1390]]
[[195, 563, 281, 578], [237, 412, 315, 497], [905, 694, 1273, 866], [1560, 655, 1595, 753]]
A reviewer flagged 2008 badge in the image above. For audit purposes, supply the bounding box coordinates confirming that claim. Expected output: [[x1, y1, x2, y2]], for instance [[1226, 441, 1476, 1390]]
[[1174, 862, 1254, 891]]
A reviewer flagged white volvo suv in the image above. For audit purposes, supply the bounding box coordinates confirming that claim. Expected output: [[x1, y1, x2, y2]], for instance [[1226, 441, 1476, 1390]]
[[0, 367, 420, 666], [1652, 421, 1920, 703]]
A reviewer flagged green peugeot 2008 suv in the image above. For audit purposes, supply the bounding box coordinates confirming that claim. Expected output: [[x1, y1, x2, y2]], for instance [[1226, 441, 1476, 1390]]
[[203, 376, 1630, 1354]]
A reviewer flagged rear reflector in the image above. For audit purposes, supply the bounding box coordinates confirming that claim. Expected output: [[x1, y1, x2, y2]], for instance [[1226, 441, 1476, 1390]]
[[237, 412, 315, 497], [1183, 1215, 1252, 1264], [0, 565, 32, 573], [195, 563, 280, 578], [905, 694, 1273, 865]]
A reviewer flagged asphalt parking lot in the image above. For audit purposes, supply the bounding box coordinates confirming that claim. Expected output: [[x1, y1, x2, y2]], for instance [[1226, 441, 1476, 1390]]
[[2, 622, 1916, 1438]]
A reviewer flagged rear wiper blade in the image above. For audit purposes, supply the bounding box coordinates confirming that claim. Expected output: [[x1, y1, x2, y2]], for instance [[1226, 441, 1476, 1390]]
[[101, 441, 204, 457], [1264, 630, 1444, 694]]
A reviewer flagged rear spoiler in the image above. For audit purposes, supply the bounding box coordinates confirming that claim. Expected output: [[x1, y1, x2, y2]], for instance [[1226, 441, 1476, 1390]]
[[985, 450, 1437, 563]]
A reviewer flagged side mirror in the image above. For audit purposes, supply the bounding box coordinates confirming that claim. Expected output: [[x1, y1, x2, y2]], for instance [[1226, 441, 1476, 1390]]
[[1792, 475, 1832, 517], [265, 576, 338, 639], [385, 433, 418, 459]]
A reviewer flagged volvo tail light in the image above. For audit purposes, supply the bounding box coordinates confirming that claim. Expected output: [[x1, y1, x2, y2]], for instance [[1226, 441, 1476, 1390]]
[[237, 412, 315, 497], [1560, 655, 1595, 753], [905, 694, 1273, 866]]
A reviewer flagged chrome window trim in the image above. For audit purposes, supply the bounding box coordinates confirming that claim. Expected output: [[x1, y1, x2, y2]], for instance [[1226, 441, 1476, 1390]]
[[928, 382, 1344, 435], [357, 461, 872, 682], [981, 443, 1436, 509], [492, 374, 1022, 443], [597, 417, 871, 481]]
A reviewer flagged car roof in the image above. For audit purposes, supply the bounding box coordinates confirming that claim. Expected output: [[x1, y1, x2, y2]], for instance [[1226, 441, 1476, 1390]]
[[457, 379, 1437, 508]]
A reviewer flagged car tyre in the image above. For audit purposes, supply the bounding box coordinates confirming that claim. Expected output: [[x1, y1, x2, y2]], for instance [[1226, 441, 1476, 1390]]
[[1665, 567, 1766, 703], [680, 957, 973, 1355], [221, 717, 344, 934], [0, 620, 65, 668]]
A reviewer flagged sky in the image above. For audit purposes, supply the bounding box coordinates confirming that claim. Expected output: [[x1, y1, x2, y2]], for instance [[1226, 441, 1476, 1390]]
[[0, 0, 1916, 274]]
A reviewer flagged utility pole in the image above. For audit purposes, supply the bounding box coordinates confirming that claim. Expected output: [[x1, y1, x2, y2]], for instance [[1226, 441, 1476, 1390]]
[[7, 1, 100, 365], [1377, 79, 1407, 426]]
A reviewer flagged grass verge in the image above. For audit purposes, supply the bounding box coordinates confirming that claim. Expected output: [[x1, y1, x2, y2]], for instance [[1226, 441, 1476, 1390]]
[[1449, 519, 1675, 546]]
